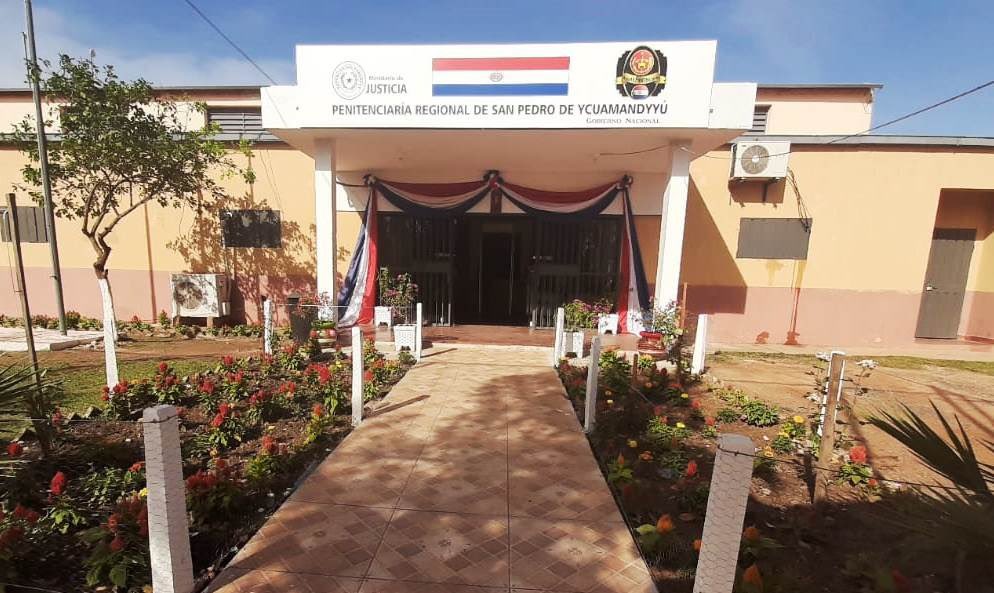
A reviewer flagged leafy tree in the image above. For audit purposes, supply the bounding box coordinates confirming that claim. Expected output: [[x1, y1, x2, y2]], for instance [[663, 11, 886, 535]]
[[13, 55, 249, 385]]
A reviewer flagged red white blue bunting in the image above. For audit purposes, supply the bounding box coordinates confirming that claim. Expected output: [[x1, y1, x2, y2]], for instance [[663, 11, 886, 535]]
[[336, 174, 650, 332]]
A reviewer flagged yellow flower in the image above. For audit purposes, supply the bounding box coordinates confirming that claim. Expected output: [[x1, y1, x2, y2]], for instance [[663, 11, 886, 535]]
[[762, 445, 775, 458], [793, 415, 805, 424], [627, 439, 638, 448], [680, 393, 689, 399], [139, 487, 148, 499], [606, 399, 614, 405], [676, 422, 686, 429]]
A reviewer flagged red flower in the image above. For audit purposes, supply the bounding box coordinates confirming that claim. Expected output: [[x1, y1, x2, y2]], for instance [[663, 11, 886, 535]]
[[309, 330, 319, 339], [685, 460, 698, 478], [312, 403, 326, 418], [128, 461, 145, 473], [215, 458, 227, 471], [13, 506, 40, 524], [51, 409, 64, 428], [101, 385, 111, 401], [653, 405, 665, 417], [210, 413, 225, 428], [363, 370, 374, 382], [6, 442, 23, 457], [222, 355, 235, 367], [218, 402, 232, 417], [107, 513, 120, 533], [157, 361, 169, 374], [199, 379, 216, 395], [261, 435, 277, 455], [0, 526, 24, 548], [691, 400, 702, 410], [705, 416, 716, 427], [109, 535, 125, 552], [849, 445, 868, 464], [50, 471, 67, 496]]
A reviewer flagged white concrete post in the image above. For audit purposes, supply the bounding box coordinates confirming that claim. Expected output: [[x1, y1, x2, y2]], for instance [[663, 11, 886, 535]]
[[351, 326, 363, 426], [142, 405, 194, 593], [817, 350, 846, 437], [691, 313, 710, 375], [693, 434, 755, 593], [655, 143, 691, 306], [415, 302, 423, 361], [314, 140, 338, 310], [262, 298, 273, 356], [552, 307, 565, 367], [98, 278, 119, 388], [584, 336, 601, 433]]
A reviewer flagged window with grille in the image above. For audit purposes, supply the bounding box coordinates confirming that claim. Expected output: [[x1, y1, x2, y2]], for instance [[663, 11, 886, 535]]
[[1, 206, 49, 243], [207, 107, 263, 135], [220, 209, 281, 248], [736, 217, 812, 259], [745, 105, 770, 135]]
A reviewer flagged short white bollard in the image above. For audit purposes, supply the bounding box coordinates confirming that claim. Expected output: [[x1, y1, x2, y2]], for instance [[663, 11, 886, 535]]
[[351, 326, 363, 426], [693, 434, 755, 593], [691, 313, 710, 375], [584, 336, 601, 433], [552, 306, 565, 367], [415, 302, 423, 361], [142, 405, 194, 593], [262, 298, 273, 356]]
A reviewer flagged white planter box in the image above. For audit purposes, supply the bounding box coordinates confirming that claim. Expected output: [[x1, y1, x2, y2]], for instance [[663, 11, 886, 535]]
[[564, 331, 585, 356], [374, 306, 393, 327], [597, 313, 619, 335], [393, 324, 418, 352]]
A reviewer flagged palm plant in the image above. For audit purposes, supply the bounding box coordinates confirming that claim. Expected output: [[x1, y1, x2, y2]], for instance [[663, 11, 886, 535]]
[[0, 359, 58, 457], [869, 403, 994, 591]]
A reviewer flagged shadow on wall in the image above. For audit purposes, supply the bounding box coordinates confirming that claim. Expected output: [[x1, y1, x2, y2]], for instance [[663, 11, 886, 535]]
[[681, 178, 747, 317], [167, 191, 316, 324], [728, 178, 787, 205]]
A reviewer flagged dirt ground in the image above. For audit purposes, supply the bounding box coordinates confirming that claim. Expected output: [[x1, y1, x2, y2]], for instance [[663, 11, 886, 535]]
[[708, 351, 994, 485], [34, 335, 264, 371]]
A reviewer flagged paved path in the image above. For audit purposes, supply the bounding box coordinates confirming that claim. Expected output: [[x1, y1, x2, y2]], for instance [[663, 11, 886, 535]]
[[209, 347, 655, 593], [0, 327, 103, 352]]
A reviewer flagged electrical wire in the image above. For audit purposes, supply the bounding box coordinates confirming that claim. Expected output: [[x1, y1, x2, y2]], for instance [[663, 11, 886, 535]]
[[599, 79, 994, 160], [180, 0, 277, 85]]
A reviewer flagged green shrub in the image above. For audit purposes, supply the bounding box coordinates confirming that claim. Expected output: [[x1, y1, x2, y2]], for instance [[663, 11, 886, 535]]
[[741, 400, 780, 427], [716, 407, 740, 423]]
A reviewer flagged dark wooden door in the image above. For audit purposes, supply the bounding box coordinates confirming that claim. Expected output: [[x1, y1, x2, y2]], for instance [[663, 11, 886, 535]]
[[480, 233, 514, 320], [915, 228, 976, 339]]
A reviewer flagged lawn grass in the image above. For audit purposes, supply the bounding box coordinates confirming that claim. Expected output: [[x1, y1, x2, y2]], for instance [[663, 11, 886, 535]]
[[711, 350, 994, 377], [47, 358, 218, 412]]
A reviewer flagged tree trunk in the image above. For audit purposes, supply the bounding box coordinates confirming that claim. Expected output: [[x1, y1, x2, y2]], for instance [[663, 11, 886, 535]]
[[97, 273, 120, 388]]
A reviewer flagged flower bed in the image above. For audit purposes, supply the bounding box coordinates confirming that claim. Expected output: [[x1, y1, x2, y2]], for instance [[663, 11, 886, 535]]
[[558, 350, 930, 593], [1, 339, 414, 592]]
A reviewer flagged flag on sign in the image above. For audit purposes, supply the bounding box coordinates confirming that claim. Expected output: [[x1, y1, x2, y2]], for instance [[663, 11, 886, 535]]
[[431, 57, 570, 96]]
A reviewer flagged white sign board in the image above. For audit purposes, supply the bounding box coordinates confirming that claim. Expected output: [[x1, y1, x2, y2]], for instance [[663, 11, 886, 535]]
[[284, 41, 717, 129]]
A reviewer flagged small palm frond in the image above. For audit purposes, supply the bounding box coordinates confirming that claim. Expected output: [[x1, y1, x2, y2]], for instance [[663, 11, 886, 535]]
[[0, 361, 43, 426], [868, 403, 992, 497]]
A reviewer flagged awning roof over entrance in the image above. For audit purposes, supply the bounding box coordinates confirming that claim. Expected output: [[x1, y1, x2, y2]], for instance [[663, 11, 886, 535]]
[[261, 40, 756, 173]]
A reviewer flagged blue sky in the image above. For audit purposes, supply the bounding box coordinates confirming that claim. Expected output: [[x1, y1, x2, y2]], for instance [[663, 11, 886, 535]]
[[3, 0, 993, 136]]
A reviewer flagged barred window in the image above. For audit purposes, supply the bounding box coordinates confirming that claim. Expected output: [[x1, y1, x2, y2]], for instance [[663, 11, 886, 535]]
[[220, 209, 281, 248]]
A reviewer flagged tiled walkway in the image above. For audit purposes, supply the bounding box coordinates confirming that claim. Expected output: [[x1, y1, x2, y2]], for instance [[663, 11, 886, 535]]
[[209, 347, 655, 593]]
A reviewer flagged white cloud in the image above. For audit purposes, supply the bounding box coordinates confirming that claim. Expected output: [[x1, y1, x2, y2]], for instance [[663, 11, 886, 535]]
[[0, 3, 294, 87]]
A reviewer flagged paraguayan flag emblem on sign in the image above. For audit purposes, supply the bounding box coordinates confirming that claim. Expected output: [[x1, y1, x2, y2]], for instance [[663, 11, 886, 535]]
[[431, 57, 570, 96]]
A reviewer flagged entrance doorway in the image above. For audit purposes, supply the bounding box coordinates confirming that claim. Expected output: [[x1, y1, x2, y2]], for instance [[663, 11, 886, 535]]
[[378, 213, 622, 326], [915, 228, 976, 338]]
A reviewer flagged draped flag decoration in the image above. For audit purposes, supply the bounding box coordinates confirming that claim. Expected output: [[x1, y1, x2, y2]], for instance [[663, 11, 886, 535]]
[[336, 173, 650, 333]]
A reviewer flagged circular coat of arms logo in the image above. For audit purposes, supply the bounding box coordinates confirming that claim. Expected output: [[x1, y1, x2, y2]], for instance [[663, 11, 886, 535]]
[[332, 61, 366, 100], [616, 45, 667, 100]]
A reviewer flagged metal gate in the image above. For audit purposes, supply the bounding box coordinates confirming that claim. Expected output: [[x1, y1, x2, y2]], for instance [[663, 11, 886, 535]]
[[377, 214, 454, 325], [528, 217, 622, 327]]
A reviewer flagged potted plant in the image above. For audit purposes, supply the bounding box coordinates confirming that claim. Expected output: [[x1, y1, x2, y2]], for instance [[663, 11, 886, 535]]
[[378, 269, 419, 351], [639, 301, 683, 354], [563, 299, 597, 356], [310, 318, 337, 354], [591, 298, 618, 335], [288, 292, 333, 347]]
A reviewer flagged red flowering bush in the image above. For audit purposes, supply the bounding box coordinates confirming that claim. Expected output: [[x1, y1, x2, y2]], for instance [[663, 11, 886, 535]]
[[105, 379, 157, 419], [152, 361, 185, 404], [5, 442, 23, 457], [80, 495, 150, 590], [202, 402, 247, 451], [185, 464, 243, 528]]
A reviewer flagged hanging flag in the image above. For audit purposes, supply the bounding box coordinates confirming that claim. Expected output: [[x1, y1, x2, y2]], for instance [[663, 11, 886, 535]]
[[431, 57, 570, 96]]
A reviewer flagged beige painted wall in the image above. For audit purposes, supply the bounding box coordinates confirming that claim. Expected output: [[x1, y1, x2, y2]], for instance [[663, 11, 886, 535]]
[[756, 87, 874, 135], [681, 146, 994, 293]]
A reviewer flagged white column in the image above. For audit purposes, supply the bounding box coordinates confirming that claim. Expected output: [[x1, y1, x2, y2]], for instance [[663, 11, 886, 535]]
[[584, 336, 601, 433], [142, 405, 194, 593], [415, 302, 423, 361], [262, 298, 273, 355], [655, 142, 691, 306], [351, 326, 363, 426], [693, 434, 755, 593], [314, 140, 338, 315], [552, 307, 565, 366], [691, 313, 710, 375]]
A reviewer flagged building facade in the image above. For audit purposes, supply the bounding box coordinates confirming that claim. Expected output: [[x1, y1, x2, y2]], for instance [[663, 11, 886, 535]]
[[1, 40, 992, 345]]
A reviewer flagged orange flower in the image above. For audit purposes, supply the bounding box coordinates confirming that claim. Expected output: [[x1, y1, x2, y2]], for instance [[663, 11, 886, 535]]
[[743, 564, 763, 590], [685, 460, 698, 478], [656, 514, 674, 534], [616, 453, 625, 467], [849, 445, 868, 464], [692, 539, 702, 552], [743, 526, 761, 542]]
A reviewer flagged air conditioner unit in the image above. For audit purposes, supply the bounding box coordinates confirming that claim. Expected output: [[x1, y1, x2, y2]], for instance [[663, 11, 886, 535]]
[[170, 273, 231, 318], [731, 141, 790, 180]]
